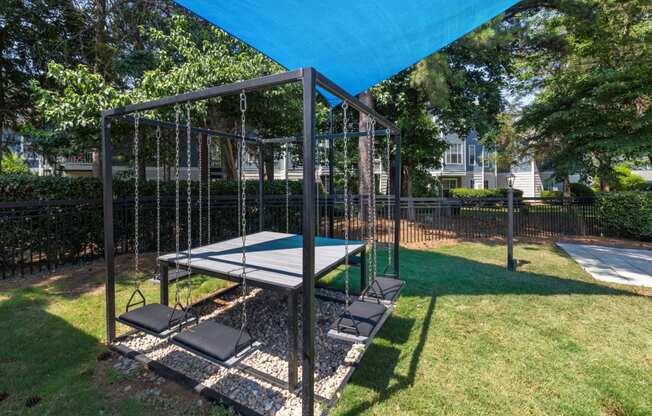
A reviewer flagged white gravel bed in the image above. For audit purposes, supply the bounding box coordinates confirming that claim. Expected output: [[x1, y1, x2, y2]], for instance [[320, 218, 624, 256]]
[[117, 287, 367, 415]]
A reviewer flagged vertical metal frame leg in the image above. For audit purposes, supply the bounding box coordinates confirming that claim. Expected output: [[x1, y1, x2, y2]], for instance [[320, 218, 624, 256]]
[[258, 143, 265, 232], [102, 117, 116, 343], [160, 261, 169, 305], [360, 248, 367, 293], [301, 68, 317, 416], [393, 134, 401, 278], [328, 115, 335, 238]]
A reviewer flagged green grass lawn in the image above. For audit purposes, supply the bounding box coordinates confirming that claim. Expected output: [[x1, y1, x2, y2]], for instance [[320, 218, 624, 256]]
[[1, 243, 651, 415]]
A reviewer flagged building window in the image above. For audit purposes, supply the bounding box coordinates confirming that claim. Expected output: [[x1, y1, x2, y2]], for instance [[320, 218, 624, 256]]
[[442, 178, 459, 190], [445, 144, 463, 165], [468, 145, 476, 166]]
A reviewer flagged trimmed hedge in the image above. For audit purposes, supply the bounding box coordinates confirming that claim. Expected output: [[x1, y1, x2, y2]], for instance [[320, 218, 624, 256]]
[[541, 190, 563, 198], [0, 174, 305, 202], [595, 191, 652, 241], [450, 188, 523, 198]]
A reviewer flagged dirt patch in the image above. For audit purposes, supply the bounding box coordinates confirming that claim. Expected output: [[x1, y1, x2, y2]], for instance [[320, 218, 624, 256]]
[[94, 351, 226, 416], [638, 289, 652, 297], [0, 253, 159, 294]]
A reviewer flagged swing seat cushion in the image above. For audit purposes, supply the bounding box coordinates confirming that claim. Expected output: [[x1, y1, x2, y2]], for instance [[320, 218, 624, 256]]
[[172, 321, 253, 363], [364, 277, 405, 303], [118, 303, 191, 334], [332, 301, 386, 338]]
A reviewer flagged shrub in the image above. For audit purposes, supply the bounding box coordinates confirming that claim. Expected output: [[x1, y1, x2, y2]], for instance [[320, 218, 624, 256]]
[[0, 175, 305, 202], [1, 153, 31, 175], [541, 190, 563, 198], [594, 165, 646, 191], [569, 183, 595, 197], [450, 188, 523, 198], [596, 191, 652, 241]]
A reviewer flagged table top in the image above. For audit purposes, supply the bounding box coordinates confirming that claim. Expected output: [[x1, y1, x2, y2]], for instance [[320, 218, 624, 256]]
[[159, 231, 365, 290]]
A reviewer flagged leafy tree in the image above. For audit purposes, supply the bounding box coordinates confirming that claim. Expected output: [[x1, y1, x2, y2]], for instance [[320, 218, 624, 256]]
[[594, 164, 646, 191], [374, 71, 447, 198], [0, 0, 92, 170], [516, 0, 652, 191], [412, 21, 516, 139], [32, 14, 294, 179]]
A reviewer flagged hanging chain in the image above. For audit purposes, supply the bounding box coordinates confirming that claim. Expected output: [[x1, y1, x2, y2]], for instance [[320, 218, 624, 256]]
[[386, 129, 392, 270], [240, 91, 248, 329], [198, 132, 203, 246], [207, 136, 212, 244], [342, 102, 351, 307], [285, 142, 290, 233], [316, 135, 320, 236], [156, 126, 161, 275], [326, 106, 333, 236], [133, 113, 140, 287], [174, 106, 181, 303], [186, 102, 193, 304], [370, 119, 377, 284]]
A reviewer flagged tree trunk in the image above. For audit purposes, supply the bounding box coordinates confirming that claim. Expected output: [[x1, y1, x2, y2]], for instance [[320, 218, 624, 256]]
[[93, 0, 107, 179], [563, 176, 571, 198], [600, 176, 610, 192], [92, 150, 102, 181], [358, 90, 373, 197], [200, 133, 208, 179], [94, 0, 108, 76], [358, 91, 373, 227], [207, 104, 237, 179], [403, 166, 415, 221], [264, 145, 275, 182]]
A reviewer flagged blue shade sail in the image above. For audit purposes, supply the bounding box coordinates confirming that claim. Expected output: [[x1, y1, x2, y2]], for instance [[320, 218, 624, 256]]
[[175, 0, 520, 97]]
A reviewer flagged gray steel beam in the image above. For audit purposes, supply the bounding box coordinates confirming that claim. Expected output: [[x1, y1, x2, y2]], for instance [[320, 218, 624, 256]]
[[102, 70, 303, 118], [258, 143, 265, 232], [261, 129, 390, 145], [328, 107, 335, 238], [315, 71, 400, 134], [119, 116, 253, 143], [301, 67, 317, 416]]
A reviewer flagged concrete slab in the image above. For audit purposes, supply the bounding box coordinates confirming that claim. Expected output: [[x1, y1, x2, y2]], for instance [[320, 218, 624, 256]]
[[557, 243, 652, 287]]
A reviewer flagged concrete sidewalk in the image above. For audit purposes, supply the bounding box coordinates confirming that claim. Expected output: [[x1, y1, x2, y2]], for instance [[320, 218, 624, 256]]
[[556, 243, 652, 288]]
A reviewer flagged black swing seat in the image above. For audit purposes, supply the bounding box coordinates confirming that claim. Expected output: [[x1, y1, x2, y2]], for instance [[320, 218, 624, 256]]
[[360, 276, 405, 304], [117, 303, 196, 338], [170, 321, 257, 368], [327, 301, 390, 344], [151, 269, 192, 283]]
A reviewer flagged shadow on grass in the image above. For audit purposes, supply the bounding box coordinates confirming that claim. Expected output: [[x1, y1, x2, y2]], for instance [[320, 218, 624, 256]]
[[0, 288, 104, 414], [325, 246, 643, 414], [339, 292, 436, 416]]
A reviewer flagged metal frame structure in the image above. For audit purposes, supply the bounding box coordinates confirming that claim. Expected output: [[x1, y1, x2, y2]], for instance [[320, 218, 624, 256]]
[[101, 67, 401, 415]]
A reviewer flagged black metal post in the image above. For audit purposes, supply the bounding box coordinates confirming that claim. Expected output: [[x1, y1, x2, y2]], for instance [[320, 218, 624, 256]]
[[507, 187, 515, 271], [328, 107, 335, 238], [102, 116, 116, 343], [393, 134, 401, 277], [259, 143, 265, 232], [360, 248, 367, 292], [160, 261, 169, 306], [301, 67, 316, 416]]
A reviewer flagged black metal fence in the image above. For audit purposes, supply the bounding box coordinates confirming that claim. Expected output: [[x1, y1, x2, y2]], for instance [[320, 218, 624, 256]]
[[1, 196, 608, 279]]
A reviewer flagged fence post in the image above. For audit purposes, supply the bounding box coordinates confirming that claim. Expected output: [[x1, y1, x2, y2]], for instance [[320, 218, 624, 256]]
[[507, 188, 515, 271]]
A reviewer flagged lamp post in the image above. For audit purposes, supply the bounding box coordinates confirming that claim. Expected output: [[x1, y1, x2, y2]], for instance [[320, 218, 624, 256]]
[[507, 173, 516, 271]]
